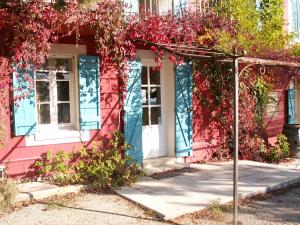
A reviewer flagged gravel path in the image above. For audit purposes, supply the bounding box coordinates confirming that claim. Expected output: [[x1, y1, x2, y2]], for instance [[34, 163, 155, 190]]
[[0, 192, 168, 225], [0, 184, 299, 225]]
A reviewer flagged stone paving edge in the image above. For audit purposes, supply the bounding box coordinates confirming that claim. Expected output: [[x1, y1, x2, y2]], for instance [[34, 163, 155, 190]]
[[14, 184, 87, 203]]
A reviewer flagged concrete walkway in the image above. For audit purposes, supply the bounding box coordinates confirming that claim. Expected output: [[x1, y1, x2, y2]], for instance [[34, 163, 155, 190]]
[[115, 160, 300, 220]]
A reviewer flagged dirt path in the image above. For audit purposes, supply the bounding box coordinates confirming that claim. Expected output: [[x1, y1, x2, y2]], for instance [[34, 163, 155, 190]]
[[0, 192, 168, 225]]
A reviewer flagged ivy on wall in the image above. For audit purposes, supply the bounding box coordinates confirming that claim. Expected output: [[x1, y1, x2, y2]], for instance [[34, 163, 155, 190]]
[[192, 0, 296, 161], [0, 0, 298, 161]]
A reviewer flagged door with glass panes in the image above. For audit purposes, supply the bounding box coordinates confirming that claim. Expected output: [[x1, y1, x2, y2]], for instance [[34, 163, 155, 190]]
[[141, 63, 165, 159]]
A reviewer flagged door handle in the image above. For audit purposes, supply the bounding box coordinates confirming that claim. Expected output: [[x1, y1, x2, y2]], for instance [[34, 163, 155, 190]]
[[186, 106, 193, 112]]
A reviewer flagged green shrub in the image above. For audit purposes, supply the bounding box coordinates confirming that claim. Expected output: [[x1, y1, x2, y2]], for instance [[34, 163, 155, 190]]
[[0, 178, 17, 212], [260, 134, 290, 162], [33, 131, 144, 188], [292, 44, 300, 56]]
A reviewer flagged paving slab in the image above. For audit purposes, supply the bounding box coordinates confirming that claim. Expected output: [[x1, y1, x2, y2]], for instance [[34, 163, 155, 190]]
[[14, 182, 85, 203], [115, 160, 300, 220]]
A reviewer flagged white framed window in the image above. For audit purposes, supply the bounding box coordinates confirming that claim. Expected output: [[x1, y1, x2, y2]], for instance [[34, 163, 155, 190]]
[[35, 57, 73, 128], [141, 66, 162, 126], [288, 0, 300, 41], [24, 44, 92, 146], [28, 56, 90, 145]]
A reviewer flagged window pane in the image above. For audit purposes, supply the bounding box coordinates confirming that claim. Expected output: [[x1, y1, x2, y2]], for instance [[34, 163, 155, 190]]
[[36, 71, 49, 80], [57, 81, 70, 101], [56, 72, 70, 80], [151, 107, 161, 125], [58, 103, 70, 123], [45, 58, 72, 71], [141, 66, 148, 85], [142, 107, 149, 126], [38, 104, 50, 124], [150, 87, 161, 105], [141, 87, 148, 105], [150, 67, 160, 85], [56, 58, 72, 71], [45, 58, 57, 70], [36, 81, 50, 102]]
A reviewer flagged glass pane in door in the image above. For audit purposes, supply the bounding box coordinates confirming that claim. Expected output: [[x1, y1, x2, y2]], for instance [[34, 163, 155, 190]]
[[141, 87, 148, 105], [151, 107, 161, 125], [150, 87, 161, 105], [142, 108, 149, 126], [150, 67, 160, 85]]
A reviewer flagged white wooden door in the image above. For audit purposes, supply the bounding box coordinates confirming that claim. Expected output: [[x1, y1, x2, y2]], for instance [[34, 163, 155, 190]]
[[141, 64, 165, 159]]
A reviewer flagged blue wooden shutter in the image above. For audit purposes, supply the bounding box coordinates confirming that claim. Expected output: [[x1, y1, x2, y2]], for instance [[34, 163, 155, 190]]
[[124, 0, 139, 15], [124, 60, 143, 164], [175, 62, 193, 157], [287, 89, 295, 124], [292, 0, 300, 39], [78, 55, 101, 131], [13, 65, 36, 136]]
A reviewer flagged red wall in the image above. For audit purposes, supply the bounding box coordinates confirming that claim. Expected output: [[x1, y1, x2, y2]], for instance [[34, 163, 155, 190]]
[[1, 36, 298, 176], [188, 68, 297, 163], [0, 39, 120, 178]]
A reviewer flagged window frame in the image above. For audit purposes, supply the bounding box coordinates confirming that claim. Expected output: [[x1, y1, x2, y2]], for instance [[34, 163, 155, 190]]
[[34, 55, 77, 132], [25, 44, 91, 146]]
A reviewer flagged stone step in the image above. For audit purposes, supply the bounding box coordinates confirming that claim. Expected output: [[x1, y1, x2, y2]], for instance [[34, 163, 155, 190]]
[[142, 157, 189, 175]]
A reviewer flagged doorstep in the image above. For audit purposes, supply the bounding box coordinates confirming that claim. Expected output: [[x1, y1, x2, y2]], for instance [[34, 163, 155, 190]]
[[143, 157, 189, 175]]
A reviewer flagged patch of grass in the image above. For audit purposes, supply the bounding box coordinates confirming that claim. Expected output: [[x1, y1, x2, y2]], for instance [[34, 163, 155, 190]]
[[207, 199, 233, 215], [207, 199, 224, 215], [0, 178, 17, 213]]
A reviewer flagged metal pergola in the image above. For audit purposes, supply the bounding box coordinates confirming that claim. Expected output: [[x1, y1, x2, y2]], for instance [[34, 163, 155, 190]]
[[134, 39, 300, 225]]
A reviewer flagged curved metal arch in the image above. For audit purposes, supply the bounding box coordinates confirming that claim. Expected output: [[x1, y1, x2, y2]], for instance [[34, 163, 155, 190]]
[[239, 62, 266, 77]]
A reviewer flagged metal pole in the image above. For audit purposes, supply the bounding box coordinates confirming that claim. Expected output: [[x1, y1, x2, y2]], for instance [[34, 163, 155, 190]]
[[233, 56, 239, 225]]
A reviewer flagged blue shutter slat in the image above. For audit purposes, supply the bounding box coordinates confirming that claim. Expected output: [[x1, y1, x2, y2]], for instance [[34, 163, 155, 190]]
[[287, 89, 295, 124], [175, 62, 193, 157], [13, 65, 36, 136], [124, 60, 143, 164], [78, 55, 101, 131]]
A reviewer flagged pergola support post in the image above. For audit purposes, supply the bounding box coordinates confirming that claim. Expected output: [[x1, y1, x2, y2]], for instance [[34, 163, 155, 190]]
[[233, 56, 239, 225]]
